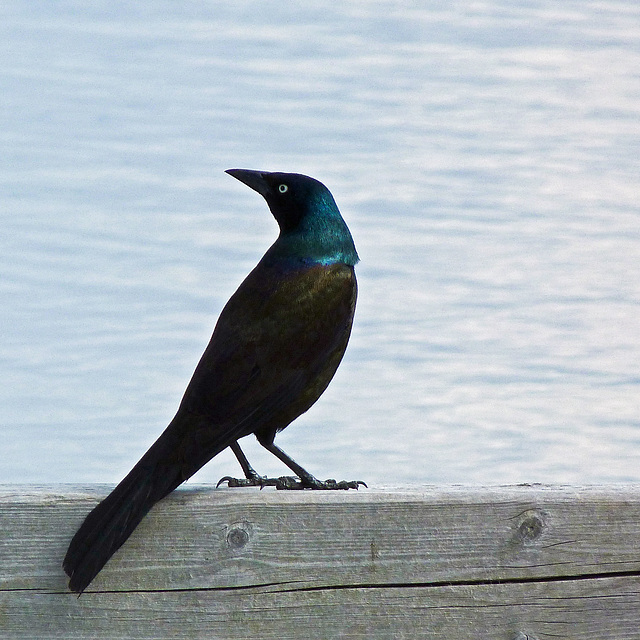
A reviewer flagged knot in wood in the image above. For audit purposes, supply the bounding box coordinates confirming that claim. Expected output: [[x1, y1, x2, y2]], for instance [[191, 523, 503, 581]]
[[226, 522, 251, 549], [516, 509, 546, 543]]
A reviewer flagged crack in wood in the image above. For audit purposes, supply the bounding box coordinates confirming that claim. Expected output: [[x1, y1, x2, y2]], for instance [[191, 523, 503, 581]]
[[271, 568, 640, 594], [25, 568, 640, 597]]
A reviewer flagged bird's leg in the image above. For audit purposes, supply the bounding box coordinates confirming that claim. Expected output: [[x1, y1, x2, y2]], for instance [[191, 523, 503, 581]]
[[258, 441, 366, 490], [217, 441, 366, 490], [217, 441, 297, 488], [217, 442, 272, 487], [231, 441, 263, 481]]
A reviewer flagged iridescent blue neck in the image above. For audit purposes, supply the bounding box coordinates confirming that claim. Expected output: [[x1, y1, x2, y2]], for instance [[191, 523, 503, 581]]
[[267, 190, 359, 267]]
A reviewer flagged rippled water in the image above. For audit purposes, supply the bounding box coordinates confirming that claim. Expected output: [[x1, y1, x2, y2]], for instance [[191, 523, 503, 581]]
[[2, 1, 639, 485]]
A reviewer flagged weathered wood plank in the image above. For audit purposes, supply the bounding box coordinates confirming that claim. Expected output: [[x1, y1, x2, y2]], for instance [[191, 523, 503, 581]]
[[2, 578, 640, 640], [1, 484, 639, 638]]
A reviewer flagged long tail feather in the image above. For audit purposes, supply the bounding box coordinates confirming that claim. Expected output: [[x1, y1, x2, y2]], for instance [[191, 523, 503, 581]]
[[63, 444, 183, 593]]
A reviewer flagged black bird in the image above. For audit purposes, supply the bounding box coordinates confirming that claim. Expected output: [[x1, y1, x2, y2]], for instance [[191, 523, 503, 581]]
[[63, 169, 362, 593]]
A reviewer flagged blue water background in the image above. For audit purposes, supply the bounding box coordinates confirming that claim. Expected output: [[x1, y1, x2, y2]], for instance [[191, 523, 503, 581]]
[[2, 1, 639, 485]]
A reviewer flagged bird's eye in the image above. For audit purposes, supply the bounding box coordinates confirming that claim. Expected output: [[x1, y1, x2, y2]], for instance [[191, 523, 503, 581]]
[[278, 184, 288, 193]]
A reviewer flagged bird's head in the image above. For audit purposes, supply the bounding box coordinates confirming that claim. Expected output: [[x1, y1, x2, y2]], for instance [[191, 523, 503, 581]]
[[226, 169, 359, 267]]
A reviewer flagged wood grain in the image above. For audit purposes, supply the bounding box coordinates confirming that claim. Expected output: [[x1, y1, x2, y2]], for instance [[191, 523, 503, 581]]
[[1, 484, 639, 638]]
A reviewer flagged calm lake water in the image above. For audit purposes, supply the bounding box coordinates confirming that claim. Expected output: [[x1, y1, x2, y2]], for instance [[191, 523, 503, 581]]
[[2, 1, 639, 486]]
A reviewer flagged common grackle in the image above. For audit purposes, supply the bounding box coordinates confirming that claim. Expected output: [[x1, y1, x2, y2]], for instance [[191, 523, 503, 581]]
[[63, 169, 363, 593]]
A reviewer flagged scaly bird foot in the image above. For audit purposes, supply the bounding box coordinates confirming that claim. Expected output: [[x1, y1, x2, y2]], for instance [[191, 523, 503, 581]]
[[217, 475, 366, 490], [278, 477, 367, 490], [216, 475, 273, 488]]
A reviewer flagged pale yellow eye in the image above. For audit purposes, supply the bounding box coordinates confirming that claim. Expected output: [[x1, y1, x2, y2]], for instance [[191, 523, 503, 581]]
[[278, 184, 288, 193]]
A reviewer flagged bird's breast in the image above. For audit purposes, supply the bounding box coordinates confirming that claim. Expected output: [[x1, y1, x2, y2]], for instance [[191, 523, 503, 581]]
[[178, 259, 356, 437]]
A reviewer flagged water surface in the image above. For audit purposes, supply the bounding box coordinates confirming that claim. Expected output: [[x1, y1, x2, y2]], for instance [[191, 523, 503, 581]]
[[2, 1, 639, 485]]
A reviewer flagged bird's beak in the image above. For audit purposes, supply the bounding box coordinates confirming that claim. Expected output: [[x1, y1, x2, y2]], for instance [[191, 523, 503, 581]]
[[225, 169, 270, 198]]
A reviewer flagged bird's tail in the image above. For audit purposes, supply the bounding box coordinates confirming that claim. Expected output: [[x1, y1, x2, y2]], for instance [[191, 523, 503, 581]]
[[63, 437, 184, 594]]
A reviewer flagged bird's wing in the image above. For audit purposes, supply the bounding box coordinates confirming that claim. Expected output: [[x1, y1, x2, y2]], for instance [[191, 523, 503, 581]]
[[167, 260, 357, 477]]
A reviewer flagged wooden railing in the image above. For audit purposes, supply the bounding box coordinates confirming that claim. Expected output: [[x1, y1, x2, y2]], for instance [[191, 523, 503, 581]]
[[1, 484, 639, 638]]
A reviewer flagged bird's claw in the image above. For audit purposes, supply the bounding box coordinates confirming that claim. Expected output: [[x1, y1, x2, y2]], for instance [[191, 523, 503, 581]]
[[216, 475, 273, 488], [296, 478, 367, 490], [217, 475, 366, 490]]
